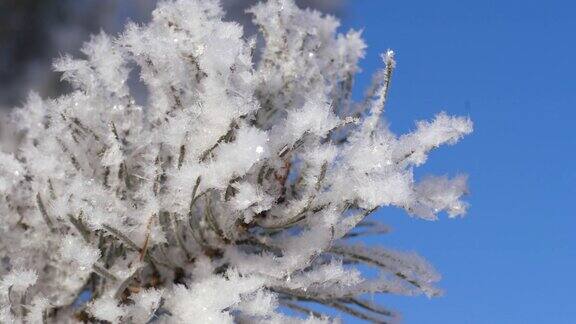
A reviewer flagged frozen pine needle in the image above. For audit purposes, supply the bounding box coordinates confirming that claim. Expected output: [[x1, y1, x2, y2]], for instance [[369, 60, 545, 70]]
[[0, 0, 472, 323]]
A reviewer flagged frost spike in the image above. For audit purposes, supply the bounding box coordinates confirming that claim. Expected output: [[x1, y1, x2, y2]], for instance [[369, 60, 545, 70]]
[[362, 50, 396, 136]]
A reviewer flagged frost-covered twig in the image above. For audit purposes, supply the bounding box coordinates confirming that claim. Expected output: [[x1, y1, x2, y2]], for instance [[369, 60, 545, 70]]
[[0, 0, 472, 322]]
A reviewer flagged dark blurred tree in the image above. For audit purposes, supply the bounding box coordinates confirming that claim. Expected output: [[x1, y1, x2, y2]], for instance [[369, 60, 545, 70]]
[[0, 0, 65, 106]]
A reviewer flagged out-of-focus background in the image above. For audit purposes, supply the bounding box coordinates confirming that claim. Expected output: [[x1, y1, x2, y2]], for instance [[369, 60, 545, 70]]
[[1, 1, 575, 323], [0, 0, 342, 108]]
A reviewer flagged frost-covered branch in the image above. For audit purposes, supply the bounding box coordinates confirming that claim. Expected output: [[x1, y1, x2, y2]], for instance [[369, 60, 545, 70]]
[[0, 0, 472, 322]]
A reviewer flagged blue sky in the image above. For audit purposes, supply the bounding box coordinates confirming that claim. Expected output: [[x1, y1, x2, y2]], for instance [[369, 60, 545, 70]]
[[340, 0, 576, 323]]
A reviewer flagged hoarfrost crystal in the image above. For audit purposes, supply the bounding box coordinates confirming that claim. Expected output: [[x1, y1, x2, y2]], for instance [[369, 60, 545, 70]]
[[0, 0, 472, 322]]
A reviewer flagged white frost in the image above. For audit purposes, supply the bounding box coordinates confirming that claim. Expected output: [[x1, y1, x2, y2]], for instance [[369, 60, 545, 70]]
[[0, 0, 472, 322]]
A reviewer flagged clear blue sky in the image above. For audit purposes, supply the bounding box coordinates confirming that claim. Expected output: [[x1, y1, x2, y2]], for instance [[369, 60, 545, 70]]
[[340, 0, 576, 323]]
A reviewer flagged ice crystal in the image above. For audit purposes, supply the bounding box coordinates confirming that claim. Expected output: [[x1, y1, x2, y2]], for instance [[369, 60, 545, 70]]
[[0, 0, 472, 322]]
